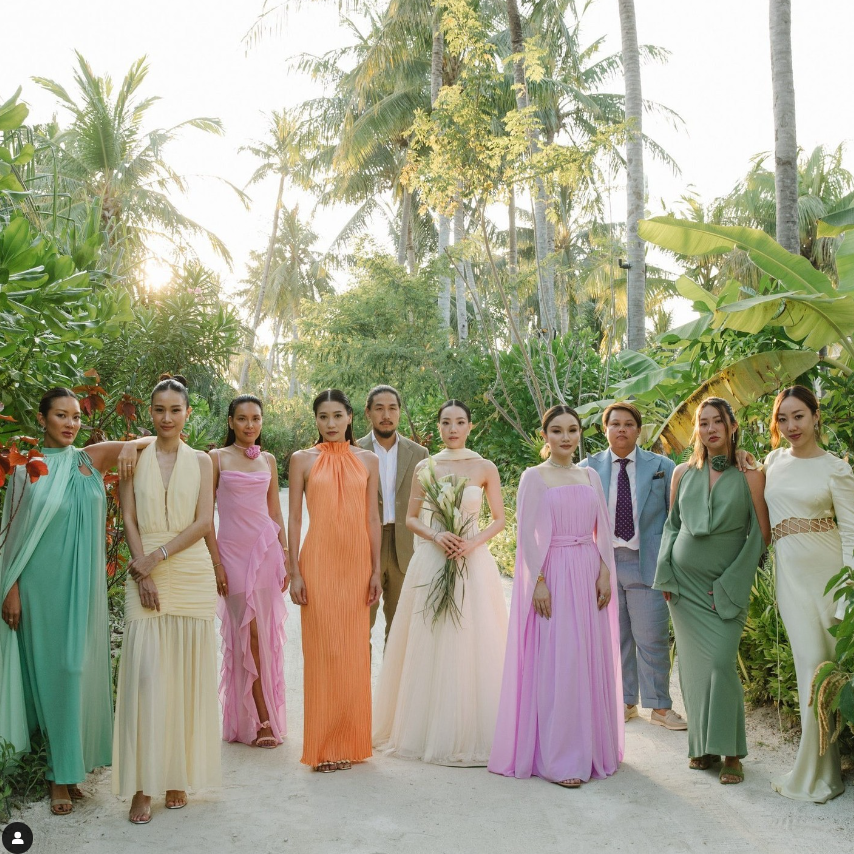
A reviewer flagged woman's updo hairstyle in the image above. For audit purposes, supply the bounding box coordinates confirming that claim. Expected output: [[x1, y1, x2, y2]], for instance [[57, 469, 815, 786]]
[[770, 385, 820, 448], [38, 387, 77, 417], [312, 388, 356, 445], [151, 373, 189, 406], [539, 404, 582, 459], [437, 399, 472, 422], [225, 394, 264, 447]]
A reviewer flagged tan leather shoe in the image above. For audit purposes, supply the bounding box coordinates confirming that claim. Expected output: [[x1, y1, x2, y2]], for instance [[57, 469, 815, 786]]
[[650, 709, 687, 730]]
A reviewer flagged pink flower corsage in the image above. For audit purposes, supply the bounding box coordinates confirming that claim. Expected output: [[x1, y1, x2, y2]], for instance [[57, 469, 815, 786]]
[[243, 444, 261, 460]]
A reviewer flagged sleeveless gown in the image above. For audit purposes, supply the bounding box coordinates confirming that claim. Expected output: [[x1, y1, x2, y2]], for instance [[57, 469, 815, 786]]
[[112, 441, 221, 795], [765, 449, 852, 802], [0, 446, 112, 783], [299, 442, 373, 766], [654, 464, 764, 759], [373, 484, 509, 766], [490, 472, 622, 783], [216, 470, 287, 745]]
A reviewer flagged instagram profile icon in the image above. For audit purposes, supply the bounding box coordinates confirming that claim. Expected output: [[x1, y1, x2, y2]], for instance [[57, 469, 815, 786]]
[[1, 822, 33, 853]]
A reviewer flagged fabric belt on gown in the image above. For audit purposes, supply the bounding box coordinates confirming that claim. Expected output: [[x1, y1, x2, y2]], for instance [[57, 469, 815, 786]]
[[551, 534, 593, 547]]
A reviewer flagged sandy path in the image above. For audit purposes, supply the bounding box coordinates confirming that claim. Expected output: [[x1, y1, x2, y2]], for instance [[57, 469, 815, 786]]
[[12, 490, 854, 853]]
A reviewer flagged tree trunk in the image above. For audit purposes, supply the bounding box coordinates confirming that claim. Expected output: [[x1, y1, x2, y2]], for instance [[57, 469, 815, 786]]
[[618, 0, 646, 351], [770, 0, 799, 254], [264, 315, 283, 397], [508, 188, 521, 330], [432, 16, 452, 328], [506, 0, 556, 336], [453, 199, 468, 341], [239, 170, 286, 389], [397, 187, 412, 267], [288, 321, 299, 399], [406, 194, 417, 273]]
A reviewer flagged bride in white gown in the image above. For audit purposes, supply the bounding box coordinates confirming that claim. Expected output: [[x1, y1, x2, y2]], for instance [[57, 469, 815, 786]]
[[372, 400, 509, 766]]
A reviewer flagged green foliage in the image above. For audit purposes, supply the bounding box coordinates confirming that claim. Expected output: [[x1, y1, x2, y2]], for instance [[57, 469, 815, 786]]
[[738, 559, 799, 721], [259, 396, 317, 484], [0, 732, 48, 822]]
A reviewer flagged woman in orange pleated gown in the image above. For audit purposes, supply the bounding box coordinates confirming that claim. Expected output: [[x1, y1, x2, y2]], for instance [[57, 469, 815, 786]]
[[288, 389, 381, 771]]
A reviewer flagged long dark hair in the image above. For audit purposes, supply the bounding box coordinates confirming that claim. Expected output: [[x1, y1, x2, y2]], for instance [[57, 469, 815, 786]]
[[312, 389, 355, 445], [770, 385, 820, 448], [437, 399, 472, 422], [688, 396, 739, 469], [540, 404, 581, 460], [224, 395, 263, 447]]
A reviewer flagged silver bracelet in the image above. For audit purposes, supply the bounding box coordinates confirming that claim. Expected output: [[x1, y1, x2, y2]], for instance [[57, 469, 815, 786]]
[[159, 545, 168, 561], [431, 531, 440, 543]]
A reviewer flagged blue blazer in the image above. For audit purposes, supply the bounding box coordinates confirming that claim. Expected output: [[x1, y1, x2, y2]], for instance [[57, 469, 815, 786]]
[[579, 446, 675, 587]]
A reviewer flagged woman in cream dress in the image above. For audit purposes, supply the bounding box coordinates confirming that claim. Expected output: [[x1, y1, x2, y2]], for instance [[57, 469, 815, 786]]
[[765, 386, 853, 803], [114, 376, 220, 824], [373, 400, 508, 766]]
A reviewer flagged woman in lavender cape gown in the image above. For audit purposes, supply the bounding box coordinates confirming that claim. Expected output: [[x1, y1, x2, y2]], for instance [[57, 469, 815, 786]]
[[489, 405, 623, 787]]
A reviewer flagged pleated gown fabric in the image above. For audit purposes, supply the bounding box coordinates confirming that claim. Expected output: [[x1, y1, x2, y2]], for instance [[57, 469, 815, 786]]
[[112, 441, 221, 796], [299, 442, 372, 766]]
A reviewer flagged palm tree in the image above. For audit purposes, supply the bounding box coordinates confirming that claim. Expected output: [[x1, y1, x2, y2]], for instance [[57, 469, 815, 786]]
[[769, 0, 799, 254], [33, 52, 233, 283], [617, 0, 646, 350], [237, 109, 304, 389]]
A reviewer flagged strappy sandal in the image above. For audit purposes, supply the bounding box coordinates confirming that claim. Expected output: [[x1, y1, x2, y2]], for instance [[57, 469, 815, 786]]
[[68, 785, 85, 800], [48, 783, 72, 816], [335, 760, 352, 770], [314, 762, 338, 773], [129, 804, 152, 825], [689, 754, 720, 771], [165, 790, 188, 809], [719, 761, 744, 784], [554, 779, 582, 788], [254, 721, 278, 749]]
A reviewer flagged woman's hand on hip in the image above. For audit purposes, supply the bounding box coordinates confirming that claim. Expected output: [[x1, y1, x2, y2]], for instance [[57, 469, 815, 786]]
[[2, 583, 21, 631]]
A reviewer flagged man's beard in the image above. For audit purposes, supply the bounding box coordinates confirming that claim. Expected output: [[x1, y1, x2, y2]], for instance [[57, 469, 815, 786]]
[[374, 426, 397, 439]]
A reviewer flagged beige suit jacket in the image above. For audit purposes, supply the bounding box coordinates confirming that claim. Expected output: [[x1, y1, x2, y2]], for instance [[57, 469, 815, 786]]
[[357, 432, 429, 573]]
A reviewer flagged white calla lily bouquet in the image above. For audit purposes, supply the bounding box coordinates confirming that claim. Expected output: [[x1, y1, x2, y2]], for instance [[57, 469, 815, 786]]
[[417, 458, 474, 627]]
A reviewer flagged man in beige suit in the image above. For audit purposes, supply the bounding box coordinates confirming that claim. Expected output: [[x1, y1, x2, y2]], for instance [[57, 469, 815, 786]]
[[357, 385, 428, 647]]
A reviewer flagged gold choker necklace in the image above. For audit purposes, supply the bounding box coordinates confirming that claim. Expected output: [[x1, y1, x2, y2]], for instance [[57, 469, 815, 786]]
[[546, 458, 574, 469]]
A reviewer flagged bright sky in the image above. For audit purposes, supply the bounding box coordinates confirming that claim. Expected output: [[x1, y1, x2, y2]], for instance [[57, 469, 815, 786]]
[[4, 0, 853, 315]]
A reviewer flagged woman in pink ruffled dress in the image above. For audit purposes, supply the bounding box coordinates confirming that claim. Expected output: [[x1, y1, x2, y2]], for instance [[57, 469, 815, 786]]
[[206, 395, 289, 748], [489, 405, 623, 787]]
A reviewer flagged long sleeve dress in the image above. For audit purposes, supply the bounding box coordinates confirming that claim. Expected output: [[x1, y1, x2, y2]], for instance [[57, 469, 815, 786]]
[[0, 446, 112, 784], [489, 467, 623, 783], [216, 469, 287, 746], [112, 441, 221, 796], [299, 442, 373, 766], [654, 464, 764, 759], [765, 448, 853, 803]]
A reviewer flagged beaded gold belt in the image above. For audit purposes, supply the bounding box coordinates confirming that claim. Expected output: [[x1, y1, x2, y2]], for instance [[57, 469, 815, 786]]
[[771, 516, 836, 543]]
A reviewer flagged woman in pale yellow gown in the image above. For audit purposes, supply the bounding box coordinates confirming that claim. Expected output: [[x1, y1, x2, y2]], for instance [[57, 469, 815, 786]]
[[113, 376, 220, 824], [765, 386, 852, 803]]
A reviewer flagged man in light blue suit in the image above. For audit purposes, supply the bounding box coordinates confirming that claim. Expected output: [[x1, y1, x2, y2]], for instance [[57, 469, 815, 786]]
[[579, 402, 686, 730]]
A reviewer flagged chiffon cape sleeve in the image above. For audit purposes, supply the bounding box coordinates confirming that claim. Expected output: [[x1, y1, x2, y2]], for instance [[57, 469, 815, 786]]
[[710, 472, 763, 620], [0, 448, 76, 754], [653, 473, 683, 600]]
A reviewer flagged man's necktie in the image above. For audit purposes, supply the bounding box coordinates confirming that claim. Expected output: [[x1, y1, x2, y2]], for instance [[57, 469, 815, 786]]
[[614, 458, 635, 541]]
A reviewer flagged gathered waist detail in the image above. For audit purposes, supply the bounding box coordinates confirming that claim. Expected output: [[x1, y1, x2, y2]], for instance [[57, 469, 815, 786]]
[[550, 534, 593, 547], [771, 516, 836, 543]]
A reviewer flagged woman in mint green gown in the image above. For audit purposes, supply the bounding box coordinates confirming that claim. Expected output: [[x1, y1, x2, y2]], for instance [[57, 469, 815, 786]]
[[654, 397, 769, 785], [0, 388, 149, 814]]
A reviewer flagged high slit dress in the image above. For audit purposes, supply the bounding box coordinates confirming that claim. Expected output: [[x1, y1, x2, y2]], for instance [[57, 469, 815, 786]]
[[216, 469, 287, 746], [299, 442, 373, 766], [112, 441, 221, 796]]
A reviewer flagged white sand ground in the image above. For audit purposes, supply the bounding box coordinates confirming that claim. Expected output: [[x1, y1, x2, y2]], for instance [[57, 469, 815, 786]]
[[10, 490, 854, 853]]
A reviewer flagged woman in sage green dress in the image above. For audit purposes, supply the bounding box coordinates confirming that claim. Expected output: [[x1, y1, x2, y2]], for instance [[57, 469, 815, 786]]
[[0, 388, 150, 815], [654, 397, 769, 785]]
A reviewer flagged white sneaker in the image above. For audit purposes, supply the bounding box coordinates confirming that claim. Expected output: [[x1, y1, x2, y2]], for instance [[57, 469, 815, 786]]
[[624, 704, 639, 723], [650, 709, 687, 731]]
